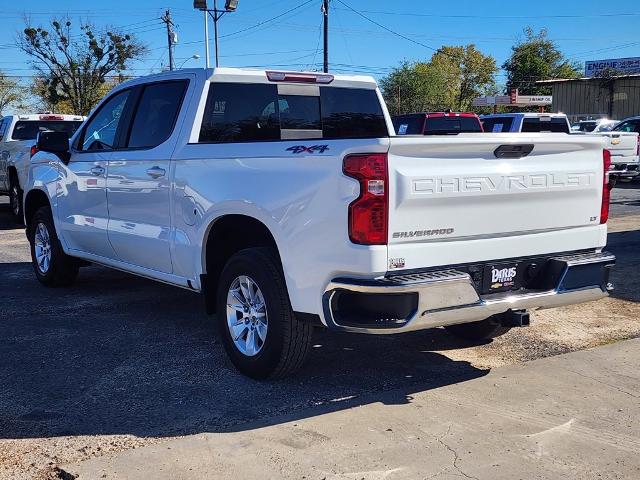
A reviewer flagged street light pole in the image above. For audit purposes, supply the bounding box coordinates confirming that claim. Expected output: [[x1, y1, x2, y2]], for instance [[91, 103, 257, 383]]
[[195, 1, 238, 69]]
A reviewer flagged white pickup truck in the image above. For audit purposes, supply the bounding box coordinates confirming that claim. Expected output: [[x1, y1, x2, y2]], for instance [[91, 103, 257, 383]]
[[24, 68, 615, 378], [0, 114, 84, 222], [594, 116, 640, 182]]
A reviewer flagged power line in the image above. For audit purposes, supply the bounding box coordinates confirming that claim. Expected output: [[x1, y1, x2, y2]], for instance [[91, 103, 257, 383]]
[[334, 0, 440, 53], [332, 7, 640, 19], [218, 0, 316, 40]]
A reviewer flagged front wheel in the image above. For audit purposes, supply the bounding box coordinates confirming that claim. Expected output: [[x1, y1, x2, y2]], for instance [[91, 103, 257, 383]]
[[29, 206, 79, 287], [444, 315, 511, 341], [216, 247, 313, 379]]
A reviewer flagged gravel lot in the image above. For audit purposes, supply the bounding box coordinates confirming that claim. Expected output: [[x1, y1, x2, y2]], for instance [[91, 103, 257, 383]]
[[1, 185, 639, 480]]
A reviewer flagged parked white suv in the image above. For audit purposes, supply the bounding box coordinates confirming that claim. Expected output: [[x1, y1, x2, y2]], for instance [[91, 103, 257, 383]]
[[25, 68, 615, 378], [0, 114, 84, 222]]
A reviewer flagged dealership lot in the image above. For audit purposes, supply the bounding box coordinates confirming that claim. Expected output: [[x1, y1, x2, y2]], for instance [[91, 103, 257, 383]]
[[1, 186, 639, 479]]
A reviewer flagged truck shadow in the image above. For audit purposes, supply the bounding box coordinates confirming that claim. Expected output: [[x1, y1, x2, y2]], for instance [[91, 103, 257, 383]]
[[0, 202, 23, 231], [607, 229, 640, 303], [0, 261, 489, 440]]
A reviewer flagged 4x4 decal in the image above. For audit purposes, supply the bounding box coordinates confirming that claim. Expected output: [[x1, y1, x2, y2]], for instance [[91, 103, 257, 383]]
[[286, 145, 330, 154]]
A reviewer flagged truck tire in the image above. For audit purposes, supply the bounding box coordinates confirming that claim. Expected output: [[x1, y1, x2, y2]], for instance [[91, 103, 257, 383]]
[[444, 316, 511, 341], [28, 206, 79, 287], [9, 173, 24, 225], [216, 247, 313, 379]]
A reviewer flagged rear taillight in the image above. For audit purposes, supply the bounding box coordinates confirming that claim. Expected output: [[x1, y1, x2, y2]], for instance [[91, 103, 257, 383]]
[[30, 145, 38, 158], [601, 149, 612, 224], [343, 153, 388, 245]]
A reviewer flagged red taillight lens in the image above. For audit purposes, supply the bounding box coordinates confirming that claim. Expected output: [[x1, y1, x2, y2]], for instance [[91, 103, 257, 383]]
[[601, 149, 612, 224], [343, 153, 388, 245], [30, 145, 38, 158]]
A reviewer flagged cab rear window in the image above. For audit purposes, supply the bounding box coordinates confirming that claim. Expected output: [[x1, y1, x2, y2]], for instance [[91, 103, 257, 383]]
[[481, 117, 514, 133], [392, 115, 425, 135], [199, 83, 388, 143], [11, 121, 83, 141], [424, 116, 482, 135], [521, 118, 569, 133]]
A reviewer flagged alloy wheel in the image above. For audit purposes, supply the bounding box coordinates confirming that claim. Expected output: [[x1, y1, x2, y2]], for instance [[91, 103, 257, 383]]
[[226, 275, 268, 357], [34, 222, 52, 274]]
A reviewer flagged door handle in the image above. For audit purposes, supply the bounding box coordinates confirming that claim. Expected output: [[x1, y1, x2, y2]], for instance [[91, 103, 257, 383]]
[[90, 166, 105, 176], [146, 166, 166, 179]]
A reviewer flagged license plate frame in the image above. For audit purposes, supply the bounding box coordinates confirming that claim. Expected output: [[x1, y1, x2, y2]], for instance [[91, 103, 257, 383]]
[[482, 262, 521, 293]]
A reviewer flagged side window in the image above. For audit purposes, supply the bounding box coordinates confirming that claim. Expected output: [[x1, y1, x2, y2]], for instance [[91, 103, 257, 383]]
[[199, 83, 280, 143], [79, 90, 130, 151], [127, 80, 188, 149], [0, 118, 7, 141]]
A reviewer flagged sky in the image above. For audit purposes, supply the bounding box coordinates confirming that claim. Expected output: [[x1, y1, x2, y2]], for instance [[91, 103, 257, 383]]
[[1, 0, 640, 89]]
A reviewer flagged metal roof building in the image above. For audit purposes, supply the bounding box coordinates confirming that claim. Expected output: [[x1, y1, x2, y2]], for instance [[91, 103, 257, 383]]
[[538, 75, 640, 121]]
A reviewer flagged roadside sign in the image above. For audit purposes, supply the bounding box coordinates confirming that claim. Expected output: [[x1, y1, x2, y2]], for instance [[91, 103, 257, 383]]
[[516, 95, 552, 106], [472, 94, 550, 106], [585, 57, 640, 77]]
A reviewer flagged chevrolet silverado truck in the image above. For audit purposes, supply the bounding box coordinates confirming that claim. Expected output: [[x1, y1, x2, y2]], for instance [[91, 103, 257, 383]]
[[593, 116, 640, 182], [0, 113, 84, 222], [24, 68, 615, 379]]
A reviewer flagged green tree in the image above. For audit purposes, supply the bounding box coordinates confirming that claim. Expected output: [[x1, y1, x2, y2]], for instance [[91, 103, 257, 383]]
[[503, 28, 580, 95], [379, 61, 448, 115], [430, 45, 498, 111], [0, 72, 26, 115], [380, 45, 497, 115], [18, 19, 146, 115]]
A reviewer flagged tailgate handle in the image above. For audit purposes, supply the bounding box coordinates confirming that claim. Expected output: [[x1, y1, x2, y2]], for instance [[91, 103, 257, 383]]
[[494, 144, 534, 159]]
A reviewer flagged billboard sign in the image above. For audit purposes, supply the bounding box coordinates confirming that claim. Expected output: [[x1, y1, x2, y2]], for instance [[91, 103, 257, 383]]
[[585, 57, 640, 77]]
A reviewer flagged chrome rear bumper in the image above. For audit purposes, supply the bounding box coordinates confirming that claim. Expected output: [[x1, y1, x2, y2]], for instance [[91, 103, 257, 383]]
[[323, 251, 615, 334]]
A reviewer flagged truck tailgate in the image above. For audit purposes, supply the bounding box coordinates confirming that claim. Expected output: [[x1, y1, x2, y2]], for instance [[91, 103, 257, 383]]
[[387, 134, 608, 270], [596, 132, 639, 163]]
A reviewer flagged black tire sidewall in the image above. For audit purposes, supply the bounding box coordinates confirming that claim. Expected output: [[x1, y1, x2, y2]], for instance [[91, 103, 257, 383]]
[[9, 176, 23, 223], [29, 206, 74, 287], [216, 249, 291, 379]]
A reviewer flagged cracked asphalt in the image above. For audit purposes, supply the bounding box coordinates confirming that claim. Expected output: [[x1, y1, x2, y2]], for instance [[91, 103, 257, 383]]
[[0, 184, 639, 479]]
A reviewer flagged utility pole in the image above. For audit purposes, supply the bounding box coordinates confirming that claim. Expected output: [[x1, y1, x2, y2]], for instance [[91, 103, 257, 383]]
[[161, 10, 176, 71], [213, 0, 220, 67], [322, 0, 329, 73]]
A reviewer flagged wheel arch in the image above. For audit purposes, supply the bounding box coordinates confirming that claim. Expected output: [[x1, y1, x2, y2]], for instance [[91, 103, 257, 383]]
[[24, 188, 52, 236], [201, 214, 284, 313]]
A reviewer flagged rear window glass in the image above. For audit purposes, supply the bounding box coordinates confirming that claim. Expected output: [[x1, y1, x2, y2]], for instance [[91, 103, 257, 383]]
[[199, 83, 388, 143], [480, 117, 514, 133], [279, 95, 321, 130], [521, 118, 569, 133], [320, 88, 387, 139], [424, 116, 482, 135], [11, 121, 83, 141], [127, 80, 188, 149], [392, 115, 425, 135]]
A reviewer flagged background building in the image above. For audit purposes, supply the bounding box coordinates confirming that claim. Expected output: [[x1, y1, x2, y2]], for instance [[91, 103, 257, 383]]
[[538, 74, 640, 122]]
